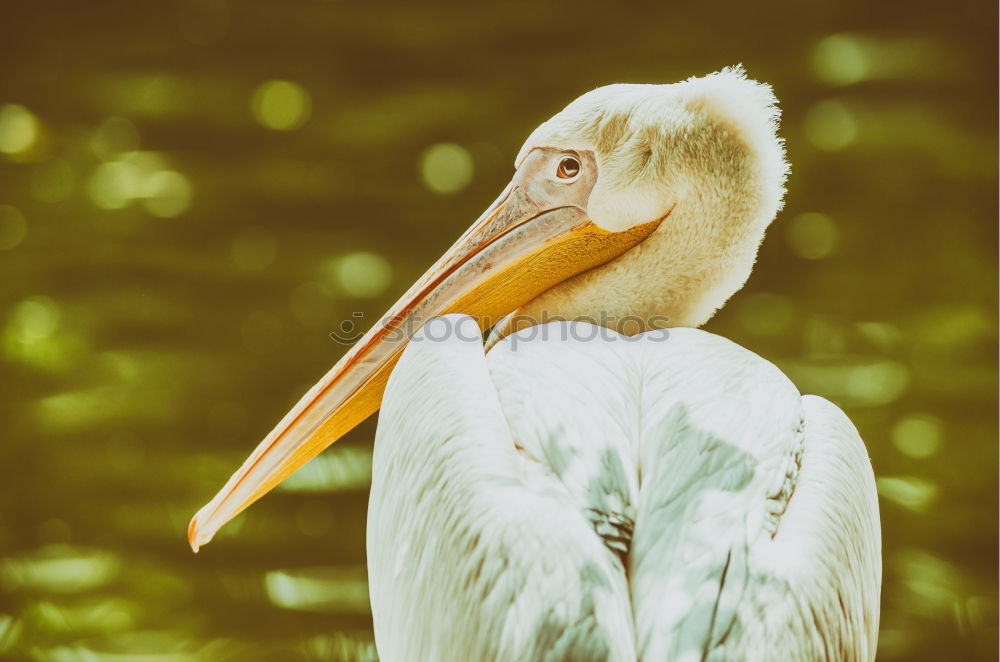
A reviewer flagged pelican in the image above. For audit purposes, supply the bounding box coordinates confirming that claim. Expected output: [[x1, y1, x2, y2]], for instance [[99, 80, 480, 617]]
[[189, 66, 881, 661]]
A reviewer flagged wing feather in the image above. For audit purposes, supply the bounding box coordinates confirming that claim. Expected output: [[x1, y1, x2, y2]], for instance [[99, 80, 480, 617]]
[[368, 316, 635, 662], [369, 319, 881, 662], [717, 395, 881, 661]]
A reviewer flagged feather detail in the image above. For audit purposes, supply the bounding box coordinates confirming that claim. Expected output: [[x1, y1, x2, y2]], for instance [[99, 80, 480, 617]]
[[368, 318, 880, 662]]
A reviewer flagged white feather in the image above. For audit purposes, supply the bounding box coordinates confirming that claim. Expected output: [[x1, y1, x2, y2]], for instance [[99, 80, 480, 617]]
[[368, 316, 881, 661]]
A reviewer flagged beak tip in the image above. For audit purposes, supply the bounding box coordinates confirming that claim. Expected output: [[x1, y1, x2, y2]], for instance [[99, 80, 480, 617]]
[[187, 509, 210, 553]]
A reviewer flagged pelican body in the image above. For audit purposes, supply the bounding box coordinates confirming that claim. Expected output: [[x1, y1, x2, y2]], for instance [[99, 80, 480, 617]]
[[189, 67, 882, 661], [371, 317, 880, 661]]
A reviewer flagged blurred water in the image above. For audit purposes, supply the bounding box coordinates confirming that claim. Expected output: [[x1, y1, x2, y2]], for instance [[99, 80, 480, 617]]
[[1, 1, 996, 660]]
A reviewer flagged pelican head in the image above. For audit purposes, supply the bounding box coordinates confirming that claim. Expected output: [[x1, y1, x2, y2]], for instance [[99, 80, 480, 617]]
[[508, 66, 787, 331], [188, 65, 788, 550]]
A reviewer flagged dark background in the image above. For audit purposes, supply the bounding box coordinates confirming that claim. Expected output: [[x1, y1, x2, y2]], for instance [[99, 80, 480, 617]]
[[0, 1, 996, 660]]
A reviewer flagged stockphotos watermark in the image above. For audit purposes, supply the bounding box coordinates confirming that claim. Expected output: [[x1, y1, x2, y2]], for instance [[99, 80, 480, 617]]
[[329, 312, 671, 349]]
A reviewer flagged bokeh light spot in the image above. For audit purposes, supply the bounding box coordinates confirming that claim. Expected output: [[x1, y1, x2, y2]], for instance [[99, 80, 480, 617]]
[[0, 205, 27, 250], [86, 151, 190, 215], [804, 100, 858, 151], [855, 321, 903, 352], [30, 158, 75, 203], [846, 361, 909, 405], [913, 304, 992, 351], [0, 615, 22, 654], [140, 170, 193, 217], [301, 633, 378, 661], [24, 596, 136, 636], [251, 80, 312, 131], [3, 296, 83, 372], [898, 548, 962, 618], [892, 414, 943, 459], [877, 476, 938, 512], [812, 34, 870, 85], [10, 296, 60, 341], [420, 142, 474, 194], [280, 447, 373, 493], [0, 104, 39, 155], [122, 149, 168, 173], [327, 251, 393, 298], [0, 545, 120, 594], [786, 212, 839, 259], [264, 566, 370, 613], [88, 161, 141, 209]]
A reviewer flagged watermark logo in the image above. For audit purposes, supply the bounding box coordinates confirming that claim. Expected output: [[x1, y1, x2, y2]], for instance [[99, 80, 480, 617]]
[[329, 311, 671, 348]]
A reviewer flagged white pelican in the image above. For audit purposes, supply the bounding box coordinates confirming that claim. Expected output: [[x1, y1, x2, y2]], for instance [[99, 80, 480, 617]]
[[189, 66, 881, 661]]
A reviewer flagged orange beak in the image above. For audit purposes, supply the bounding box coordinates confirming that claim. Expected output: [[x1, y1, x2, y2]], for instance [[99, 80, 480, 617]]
[[188, 147, 663, 551]]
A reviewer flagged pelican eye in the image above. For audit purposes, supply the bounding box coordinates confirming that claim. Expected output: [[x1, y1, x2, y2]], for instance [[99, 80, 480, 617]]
[[555, 156, 581, 181]]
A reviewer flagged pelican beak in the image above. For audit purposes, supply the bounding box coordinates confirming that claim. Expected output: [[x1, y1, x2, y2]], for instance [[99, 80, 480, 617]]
[[188, 147, 663, 551]]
